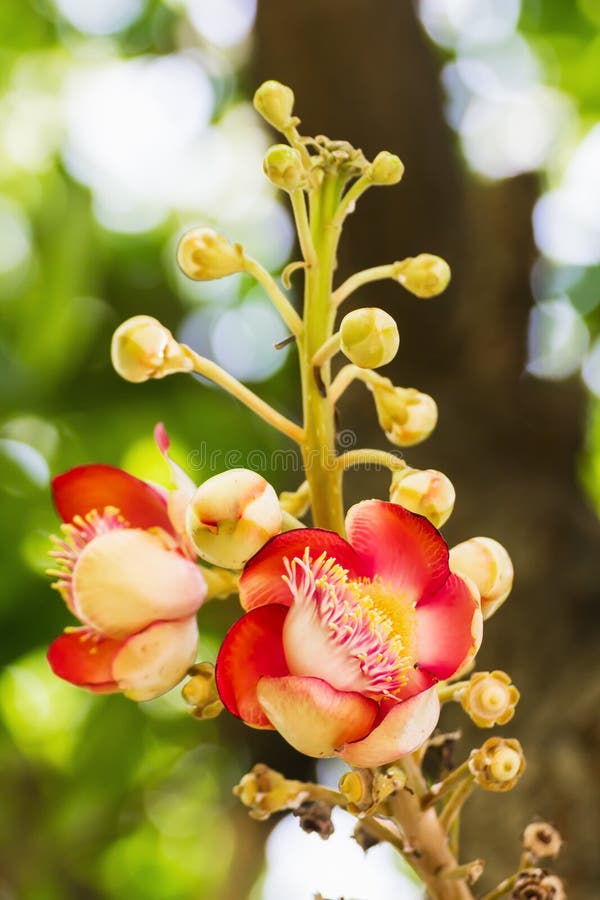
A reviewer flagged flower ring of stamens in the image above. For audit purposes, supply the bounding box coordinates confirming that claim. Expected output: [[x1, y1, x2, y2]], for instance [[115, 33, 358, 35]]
[[282, 549, 417, 696], [47, 507, 129, 603]]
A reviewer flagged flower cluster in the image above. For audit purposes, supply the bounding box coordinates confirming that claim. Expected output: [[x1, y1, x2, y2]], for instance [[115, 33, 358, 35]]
[[43, 78, 564, 900]]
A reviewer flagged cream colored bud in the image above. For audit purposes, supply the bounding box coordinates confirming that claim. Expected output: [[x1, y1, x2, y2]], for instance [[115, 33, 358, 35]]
[[372, 384, 438, 447], [395, 254, 451, 299], [461, 670, 519, 728], [111, 315, 193, 383], [522, 822, 563, 860], [449, 537, 513, 620], [182, 662, 223, 720], [340, 308, 399, 369], [263, 144, 305, 191], [469, 737, 525, 792], [177, 227, 244, 281], [186, 469, 282, 570], [390, 467, 455, 528], [370, 151, 404, 185], [253, 80, 295, 130]]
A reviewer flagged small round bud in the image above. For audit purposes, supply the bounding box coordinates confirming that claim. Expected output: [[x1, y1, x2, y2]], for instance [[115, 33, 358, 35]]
[[339, 771, 369, 806], [469, 737, 525, 792], [390, 467, 455, 528], [511, 869, 566, 900], [372, 385, 438, 447], [449, 537, 513, 620], [370, 151, 404, 185], [522, 822, 563, 860], [111, 315, 193, 383], [186, 469, 282, 570], [253, 80, 295, 130], [461, 670, 519, 728], [263, 144, 305, 191], [182, 662, 223, 720], [177, 227, 244, 281], [340, 308, 399, 369], [395, 254, 451, 299]]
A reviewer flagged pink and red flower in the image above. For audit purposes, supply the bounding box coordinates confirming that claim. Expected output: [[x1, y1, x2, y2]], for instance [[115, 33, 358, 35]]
[[47, 427, 206, 701], [216, 500, 482, 766]]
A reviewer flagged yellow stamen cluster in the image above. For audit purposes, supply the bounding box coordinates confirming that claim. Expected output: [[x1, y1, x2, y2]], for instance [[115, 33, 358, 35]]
[[460, 670, 520, 728], [469, 737, 526, 792], [234, 763, 308, 821]]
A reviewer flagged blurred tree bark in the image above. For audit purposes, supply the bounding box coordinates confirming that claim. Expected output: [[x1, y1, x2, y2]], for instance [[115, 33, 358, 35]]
[[252, 1, 600, 897]]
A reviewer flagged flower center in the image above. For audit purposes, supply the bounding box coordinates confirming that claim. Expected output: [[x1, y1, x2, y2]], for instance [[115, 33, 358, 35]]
[[282, 550, 417, 697], [48, 507, 129, 609]]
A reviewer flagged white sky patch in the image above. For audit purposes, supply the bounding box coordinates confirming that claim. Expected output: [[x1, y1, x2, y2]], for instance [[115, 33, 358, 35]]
[[259, 806, 424, 900], [419, 0, 521, 50], [185, 0, 257, 48], [533, 125, 600, 265], [210, 289, 290, 382], [53, 0, 145, 35], [527, 298, 590, 379]]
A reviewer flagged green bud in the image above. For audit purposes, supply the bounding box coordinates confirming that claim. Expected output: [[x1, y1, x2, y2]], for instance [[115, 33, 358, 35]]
[[253, 80, 295, 131], [395, 254, 451, 298], [177, 227, 244, 281], [370, 151, 404, 185], [339, 308, 399, 369], [263, 144, 305, 191]]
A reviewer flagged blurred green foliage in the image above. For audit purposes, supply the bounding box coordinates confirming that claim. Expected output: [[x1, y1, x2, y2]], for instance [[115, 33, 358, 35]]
[[1, 0, 600, 897]]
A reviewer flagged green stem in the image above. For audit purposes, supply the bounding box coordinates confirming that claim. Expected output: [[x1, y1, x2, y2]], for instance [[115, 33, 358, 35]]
[[299, 172, 346, 534]]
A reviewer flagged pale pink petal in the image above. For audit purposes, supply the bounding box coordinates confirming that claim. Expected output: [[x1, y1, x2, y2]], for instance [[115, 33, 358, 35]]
[[415, 573, 482, 679], [339, 687, 440, 767], [47, 627, 120, 693], [112, 616, 199, 701], [239, 529, 363, 612], [256, 675, 378, 758], [52, 464, 174, 534], [73, 529, 206, 639], [215, 605, 289, 729], [154, 423, 197, 538], [345, 500, 449, 601]]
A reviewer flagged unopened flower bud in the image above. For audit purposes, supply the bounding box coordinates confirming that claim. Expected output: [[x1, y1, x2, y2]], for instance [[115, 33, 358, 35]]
[[372, 384, 438, 446], [234, 763, 308, 821], [177, 227, 244, 281], [370, 151, 404, 185], [253, 80, 295, 130], [390, 467, 455, 528], [522, 822, 563, 860], [395, 254, 451, 299], [469, 737, 525, 792], [461, 670, 519, 728], [449, 537, 513, 620], [511, 869, 566, 900], [182, 662, 223, 720], [264, 144, 305, 191], [340, 308, 399, 369], [339, 770, 371, 806], [186, 469, 282, 569], [111, 315, 193, 383]]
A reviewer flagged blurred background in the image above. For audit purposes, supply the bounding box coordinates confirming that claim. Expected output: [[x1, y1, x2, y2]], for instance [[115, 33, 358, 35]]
[[1, 1, 599, 897]]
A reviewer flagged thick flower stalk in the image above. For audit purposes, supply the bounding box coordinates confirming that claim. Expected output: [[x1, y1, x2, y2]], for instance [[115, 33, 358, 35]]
[[43, 77, 566, 900]]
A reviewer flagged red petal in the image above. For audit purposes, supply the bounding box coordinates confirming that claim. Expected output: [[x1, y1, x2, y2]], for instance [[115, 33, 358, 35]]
[[52, 464, 174, 534], [339, 687, 440, 767], [215, 605, 289, 728], [395, 665, 438, 701], [256, 675, 378, 758], [345, 500, 449, 601], [415, 573, 482, 679], [47, 627, 121, 692], [239, 528, 363, 612]]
